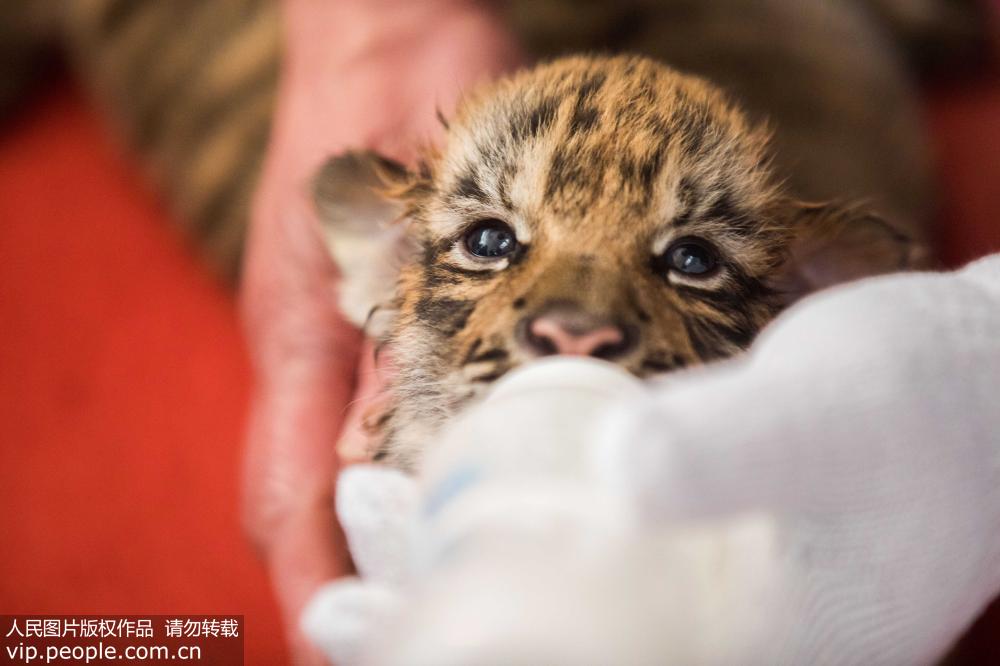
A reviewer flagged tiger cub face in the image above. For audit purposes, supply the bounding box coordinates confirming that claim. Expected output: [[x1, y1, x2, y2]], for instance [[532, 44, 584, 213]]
[[315, 55, 916, 470]]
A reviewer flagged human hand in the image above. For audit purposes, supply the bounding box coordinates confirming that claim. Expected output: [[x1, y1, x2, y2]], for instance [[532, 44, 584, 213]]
[[240, 1, 521, 661]]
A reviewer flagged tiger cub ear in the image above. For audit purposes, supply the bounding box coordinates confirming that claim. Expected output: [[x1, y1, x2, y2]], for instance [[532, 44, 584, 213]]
[[770, 200, 929, 302], [312, 151, 418, 335]]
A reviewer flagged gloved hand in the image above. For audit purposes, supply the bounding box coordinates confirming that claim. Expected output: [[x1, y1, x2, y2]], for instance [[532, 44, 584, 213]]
[[300, 359, 647, 665], [304, 255, 1000, 665], [591, 254, 1000, 664], [299, 465, 416, 666]]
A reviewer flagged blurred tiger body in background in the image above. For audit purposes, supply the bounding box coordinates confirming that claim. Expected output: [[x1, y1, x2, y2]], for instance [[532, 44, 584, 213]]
[[0, 0, 989, 284], [1, 0, 281, 284]]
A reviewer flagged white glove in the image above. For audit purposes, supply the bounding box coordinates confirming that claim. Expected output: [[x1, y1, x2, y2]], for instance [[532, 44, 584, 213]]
[[301, 360, 647, 665], [306, 254, 1000, 665], [592, 254, 1000, 664], [300, 466, 416, 666]]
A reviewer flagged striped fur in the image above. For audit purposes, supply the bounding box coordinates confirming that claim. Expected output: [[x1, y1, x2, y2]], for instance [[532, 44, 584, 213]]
[[63, 0, 280, 285]]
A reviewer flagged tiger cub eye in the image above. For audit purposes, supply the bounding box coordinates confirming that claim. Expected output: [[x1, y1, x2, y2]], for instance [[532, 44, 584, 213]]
[[665, 238, 718, 276], [465, 220, 517, 258]]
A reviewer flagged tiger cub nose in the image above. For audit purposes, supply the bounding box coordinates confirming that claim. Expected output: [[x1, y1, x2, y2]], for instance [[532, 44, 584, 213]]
[[521, 308, 633, 359]]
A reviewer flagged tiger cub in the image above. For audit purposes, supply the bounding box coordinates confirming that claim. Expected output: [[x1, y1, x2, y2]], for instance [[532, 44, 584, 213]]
[[314, 55, 920, 470]]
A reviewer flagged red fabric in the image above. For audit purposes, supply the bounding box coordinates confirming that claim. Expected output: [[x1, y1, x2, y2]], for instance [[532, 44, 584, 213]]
[[0, 74, 997, 664], [0, 87, 285, 664], [926, 77, 1000, 267]]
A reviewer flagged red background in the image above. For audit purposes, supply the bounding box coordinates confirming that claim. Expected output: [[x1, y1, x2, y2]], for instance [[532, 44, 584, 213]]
[[0, 73, 998, 664]]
